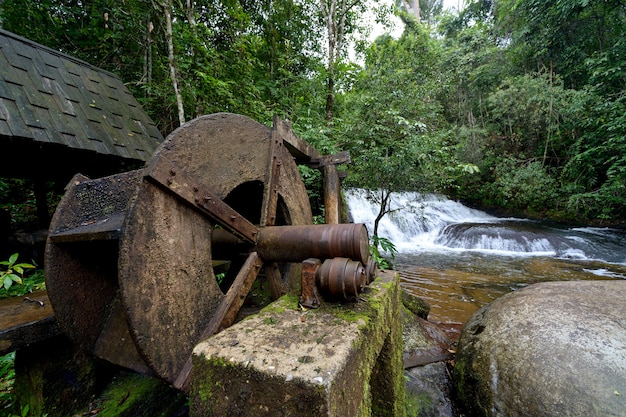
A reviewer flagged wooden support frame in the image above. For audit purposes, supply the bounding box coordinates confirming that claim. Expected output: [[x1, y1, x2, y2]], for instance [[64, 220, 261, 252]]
[[272, 116, 351, 224]]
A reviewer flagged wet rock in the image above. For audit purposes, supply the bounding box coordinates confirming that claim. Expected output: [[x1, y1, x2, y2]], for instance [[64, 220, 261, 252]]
[[403, 305, 459, 417], [403, 309, 453, 368], [453, 280, 626, 417], [402, 290, 430, 319], [405, 363, 457, 417]]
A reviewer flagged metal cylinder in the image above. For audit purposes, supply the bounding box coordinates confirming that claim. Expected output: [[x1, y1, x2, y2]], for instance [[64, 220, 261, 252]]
[[316, 257, 367, 300], [256, 223, 370, 265]]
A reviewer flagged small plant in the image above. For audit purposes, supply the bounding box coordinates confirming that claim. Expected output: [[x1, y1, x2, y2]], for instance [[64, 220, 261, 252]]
[[1, 253, 35, 291], [370, 235, 397, 270], [11, 404, 29, 417], [1, 352, 16, 412]]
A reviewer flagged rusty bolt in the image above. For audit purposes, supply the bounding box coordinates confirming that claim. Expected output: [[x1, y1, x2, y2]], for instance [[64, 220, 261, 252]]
[[229, 215, 237, 221], [204, 196, 212, 202], [170, 168, 176, 176]]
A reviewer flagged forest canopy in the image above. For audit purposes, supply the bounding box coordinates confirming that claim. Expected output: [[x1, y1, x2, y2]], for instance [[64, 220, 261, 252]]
[[1, 0, 625, 226]]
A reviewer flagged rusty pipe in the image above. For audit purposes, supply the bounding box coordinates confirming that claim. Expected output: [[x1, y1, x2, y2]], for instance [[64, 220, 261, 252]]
[[317, 257, 368, 300], [256, 223, 370, 265]]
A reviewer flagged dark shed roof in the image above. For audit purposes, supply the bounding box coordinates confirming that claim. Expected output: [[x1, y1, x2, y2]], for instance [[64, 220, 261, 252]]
[[0, 29, 163, 180]]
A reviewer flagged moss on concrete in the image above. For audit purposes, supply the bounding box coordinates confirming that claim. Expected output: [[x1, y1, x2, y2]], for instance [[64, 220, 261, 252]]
[[80, 371, 187, 417], [191, 270, 405, 417], [13, 335, 98, 417], [191, 353, 329, 416]]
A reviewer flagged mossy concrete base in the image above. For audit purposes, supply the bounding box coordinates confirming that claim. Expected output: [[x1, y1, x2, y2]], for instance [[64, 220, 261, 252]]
[[76, 371, 188, 417], [190, 270, 404, 417], [13, 335, 187, 417], [13, 335, 98, 417]]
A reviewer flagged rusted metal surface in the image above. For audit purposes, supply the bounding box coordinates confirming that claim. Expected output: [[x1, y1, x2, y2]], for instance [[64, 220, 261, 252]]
[[174, 251, 263, 391], [260, 128, 287, 299], [47, 171, 143, 242], [92, 296, 153, 375], [117, 113, 312, 386], [46, 113, 372, 390], [365, 257, 377, 284], [317, 257, 368, 300], [300, 258, 322, 309], [272, 115, 321, 164], [45, 170, 143, 357], [145, 154, 259, 244], [256, 223, 370, 265], [260, 129, 283, 227]]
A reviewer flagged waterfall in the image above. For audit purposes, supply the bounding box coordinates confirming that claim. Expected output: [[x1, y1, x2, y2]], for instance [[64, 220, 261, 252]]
[[345, 188, 626, 264]]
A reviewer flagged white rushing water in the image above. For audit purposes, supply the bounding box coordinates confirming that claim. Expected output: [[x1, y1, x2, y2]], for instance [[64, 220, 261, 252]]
[[345, 188, 626, 264]]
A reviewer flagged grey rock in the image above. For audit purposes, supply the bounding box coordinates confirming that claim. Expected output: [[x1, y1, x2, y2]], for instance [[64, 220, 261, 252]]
[[405, 363, 457, 417], [453, 280, 626, 417]]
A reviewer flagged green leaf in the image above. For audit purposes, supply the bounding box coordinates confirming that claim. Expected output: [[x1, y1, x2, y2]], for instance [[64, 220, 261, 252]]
[[8, 274, 22, 284], [4, 276, 13, 290], [8, 253, 18, 264]]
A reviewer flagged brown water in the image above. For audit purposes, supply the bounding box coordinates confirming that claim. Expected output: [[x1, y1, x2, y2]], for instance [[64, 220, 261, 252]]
[[397, 252, 626, 325]]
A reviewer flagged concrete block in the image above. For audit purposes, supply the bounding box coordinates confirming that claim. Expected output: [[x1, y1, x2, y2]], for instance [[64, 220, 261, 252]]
[[190, 270, 404, 417]]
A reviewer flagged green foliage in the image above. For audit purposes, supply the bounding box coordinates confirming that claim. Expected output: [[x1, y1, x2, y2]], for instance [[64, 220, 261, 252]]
[[0, 254, 35, 292], [339, 24, 454, 195], [0, 352, 16, 411], [0, 179, 38, 227], [1, 0, 624, 225], [298, 166, 325, 223], [0, 269, 45, 301], [484, 71, 584, 159], [370, 236, 397, 270], [494, 0, 625, 89], [483, 158, 560, 213]]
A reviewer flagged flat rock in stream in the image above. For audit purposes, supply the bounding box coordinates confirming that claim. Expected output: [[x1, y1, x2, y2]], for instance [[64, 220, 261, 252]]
[[453, 280, 626, 417]]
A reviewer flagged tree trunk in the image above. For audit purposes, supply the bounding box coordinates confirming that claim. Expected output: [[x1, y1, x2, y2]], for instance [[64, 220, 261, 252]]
[[321, 0, 357, 126], [163, 0, 185, 126], [325, 76, 335, 124], [408, 0, 421, 23], [373, 188, 391, 239]]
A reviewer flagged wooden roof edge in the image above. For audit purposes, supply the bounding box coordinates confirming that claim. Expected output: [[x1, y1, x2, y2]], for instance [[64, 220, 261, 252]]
[[0, 28, 121, 83]]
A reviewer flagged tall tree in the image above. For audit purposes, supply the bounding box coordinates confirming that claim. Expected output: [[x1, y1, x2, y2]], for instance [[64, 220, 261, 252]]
[[319, 0, 371, 125], [339, 22, 462, 237], [396, 0, 445, 25], [162, 0, 185, 126]]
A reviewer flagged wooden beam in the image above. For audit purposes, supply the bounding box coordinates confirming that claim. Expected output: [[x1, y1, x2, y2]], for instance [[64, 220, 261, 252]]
[[272, 116, 321, 162], [0, 291, 60, 355]]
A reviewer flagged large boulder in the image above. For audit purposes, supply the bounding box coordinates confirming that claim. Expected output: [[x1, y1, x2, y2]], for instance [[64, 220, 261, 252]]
[[453, 280, 626, 417]]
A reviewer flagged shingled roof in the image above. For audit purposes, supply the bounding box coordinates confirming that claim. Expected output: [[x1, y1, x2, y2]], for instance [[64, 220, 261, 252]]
[[0, 29, 163, 180]]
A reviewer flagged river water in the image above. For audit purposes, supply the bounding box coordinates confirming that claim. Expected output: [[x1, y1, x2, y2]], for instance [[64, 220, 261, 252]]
[[345, 188, 626, 326]]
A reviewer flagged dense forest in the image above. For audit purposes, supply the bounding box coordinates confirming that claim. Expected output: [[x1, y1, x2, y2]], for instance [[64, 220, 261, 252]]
[[1, 0, 625, 230]]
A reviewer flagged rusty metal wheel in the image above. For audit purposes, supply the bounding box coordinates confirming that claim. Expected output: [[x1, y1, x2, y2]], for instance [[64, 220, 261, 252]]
[[46, 113, 313, 389], [118, 113, 312, 388]]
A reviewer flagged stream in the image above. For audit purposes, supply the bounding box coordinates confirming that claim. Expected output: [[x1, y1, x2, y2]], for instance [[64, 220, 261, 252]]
[[345, 188, 626, 325]]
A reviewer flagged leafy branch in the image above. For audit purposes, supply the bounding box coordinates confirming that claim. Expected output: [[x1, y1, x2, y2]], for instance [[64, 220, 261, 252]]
[[1, 254, 35, 291]]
